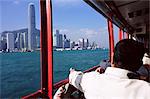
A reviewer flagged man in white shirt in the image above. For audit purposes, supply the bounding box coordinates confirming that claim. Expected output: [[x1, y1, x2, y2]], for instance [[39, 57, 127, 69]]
[[68, 39, 150, 99]]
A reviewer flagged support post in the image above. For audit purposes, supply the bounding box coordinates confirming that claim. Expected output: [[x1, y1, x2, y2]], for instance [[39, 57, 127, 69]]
[[107, 19, 114, 64], [46, 0, 53, 98], [119, 28, 123, 40], [40, 0, 48, 97], [126, 32, 129, 39], [40, 0, 53, 98]]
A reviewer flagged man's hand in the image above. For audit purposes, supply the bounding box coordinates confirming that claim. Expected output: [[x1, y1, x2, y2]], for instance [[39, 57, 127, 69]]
[[70, 68, 75, 73], [95, 67, 105, 74], [53, 85, 66, 99]]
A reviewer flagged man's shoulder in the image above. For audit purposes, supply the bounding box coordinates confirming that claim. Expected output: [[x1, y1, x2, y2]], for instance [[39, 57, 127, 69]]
[[128, 79, 150, 89], [82, 71, 104, 81], [84, 71, 100, 77]]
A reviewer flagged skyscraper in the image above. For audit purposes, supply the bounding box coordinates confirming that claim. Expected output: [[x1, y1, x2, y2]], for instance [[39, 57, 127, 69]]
[[55, 30, 63, 48], [63, 34, 70, 48], [28, 3, 36, 50], [78, 38, 84, 49], [20, 33, 27, 51], [70, 41, 75, 49], [6, 33, 14, 52], [15, 33, 21, 50], [84, 39, 89, 49]]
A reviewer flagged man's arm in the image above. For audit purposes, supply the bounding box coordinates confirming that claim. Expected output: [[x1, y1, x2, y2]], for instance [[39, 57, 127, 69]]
[[69, 68, 84, 92]]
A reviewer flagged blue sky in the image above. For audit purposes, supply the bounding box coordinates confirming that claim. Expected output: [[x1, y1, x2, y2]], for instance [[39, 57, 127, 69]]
[[0, 0, 40, 32], [1, 0, 119, 48]]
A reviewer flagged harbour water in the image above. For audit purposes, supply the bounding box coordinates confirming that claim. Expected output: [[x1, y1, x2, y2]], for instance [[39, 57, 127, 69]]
[[0, 49, 108, 98]]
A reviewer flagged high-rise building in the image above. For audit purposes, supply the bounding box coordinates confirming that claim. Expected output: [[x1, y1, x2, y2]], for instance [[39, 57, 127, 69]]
[[64, 39, 70, 48], [70, 41, 75, 49], [0, 36, 7, 51], [15, 33, 21, 50], [15, 32, 27, 51], [20, 33, 27, 51], [54, 30, 63, 48], [28, 3, 36, 50], [78, 38, 84, 49], [58, 34, 63, 48], [6, 33, 15, 52], [84, 39, 89, 49], [63, 34, 70, 48]]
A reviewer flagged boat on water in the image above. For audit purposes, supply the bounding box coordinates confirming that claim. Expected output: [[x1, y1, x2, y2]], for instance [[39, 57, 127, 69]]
[[22, 0, 150, 98]]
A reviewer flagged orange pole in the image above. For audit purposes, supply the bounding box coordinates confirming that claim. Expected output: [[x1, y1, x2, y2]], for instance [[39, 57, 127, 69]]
[[107, 19, 114, 64]]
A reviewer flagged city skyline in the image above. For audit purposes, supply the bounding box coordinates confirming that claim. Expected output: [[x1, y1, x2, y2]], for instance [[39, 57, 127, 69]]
[[53, 29, 99, 50], [1, 0, 119, 48], [0, 2, 40, 52]]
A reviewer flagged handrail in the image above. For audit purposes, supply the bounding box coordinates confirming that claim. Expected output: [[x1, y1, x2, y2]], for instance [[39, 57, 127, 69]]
[[22, 90, 42, 99]]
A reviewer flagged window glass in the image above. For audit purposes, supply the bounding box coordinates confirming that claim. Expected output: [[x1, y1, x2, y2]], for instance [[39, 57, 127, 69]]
[[52, 0, 109, 84], [0, 0, 40, 98]]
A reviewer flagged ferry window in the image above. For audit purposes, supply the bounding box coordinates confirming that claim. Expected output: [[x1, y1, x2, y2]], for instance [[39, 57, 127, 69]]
[[113, 25, 119, 45], [52, 0, 109, 84], [0, 0, 41, 98]]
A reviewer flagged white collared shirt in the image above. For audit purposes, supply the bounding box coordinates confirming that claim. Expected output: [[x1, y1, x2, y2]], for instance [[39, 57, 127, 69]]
[[69, 67, 150, 99]]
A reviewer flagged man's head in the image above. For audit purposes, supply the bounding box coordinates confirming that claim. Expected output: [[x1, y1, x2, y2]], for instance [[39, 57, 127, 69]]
[[113, 39, 145, 72]]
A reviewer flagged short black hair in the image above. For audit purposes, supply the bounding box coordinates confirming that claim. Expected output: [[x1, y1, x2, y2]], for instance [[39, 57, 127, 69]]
[[113, 39, 145, 72]]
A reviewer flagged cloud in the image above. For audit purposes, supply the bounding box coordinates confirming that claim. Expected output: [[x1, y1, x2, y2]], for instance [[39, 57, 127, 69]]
[[99, 27, 108, 34], [53, 28, 70, 34], [52, 0, 81, 6], [55, 0, 79, 3], [79, 28, 109, 48], [59, 29, 70, 34], [80, 28, 98, 38], [13, 0, 20, 4]]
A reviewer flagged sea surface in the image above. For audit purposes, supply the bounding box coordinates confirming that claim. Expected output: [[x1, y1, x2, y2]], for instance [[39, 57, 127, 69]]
[[0, 49, 108, 98]]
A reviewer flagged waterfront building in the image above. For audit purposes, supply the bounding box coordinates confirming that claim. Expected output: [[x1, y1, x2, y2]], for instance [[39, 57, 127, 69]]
[[70, 41, 75, 49], [54, 30, 63, 48], [6, 33, 15, 52], [28, 3, 36, 51], [0, 40, 7, 51], [15, 33, 21, 50], [20, 33, 27, 51], [0, 36, 7, 51], [64, 39, 70, 48], [63, 34, 70, 48], [53, 33, 56, 47], [15, 32, 27, 51], [36, 36, 40, 48], [0, 34, 2, 50], [84, 39, 89, 49], [78, 38, 84, 49]]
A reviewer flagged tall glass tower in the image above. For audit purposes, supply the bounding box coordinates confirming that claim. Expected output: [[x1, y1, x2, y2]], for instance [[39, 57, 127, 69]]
[[28, 3, 36, 51]]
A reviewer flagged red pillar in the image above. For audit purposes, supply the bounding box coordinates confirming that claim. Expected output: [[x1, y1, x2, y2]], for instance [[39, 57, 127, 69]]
[[126, 32, 129, 39], [46, 0, 53, 98], [40, 0, 48, 97], [119, 28, 123, 41], [40, 0, 53, 98], [107, 19, 114, 64]]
